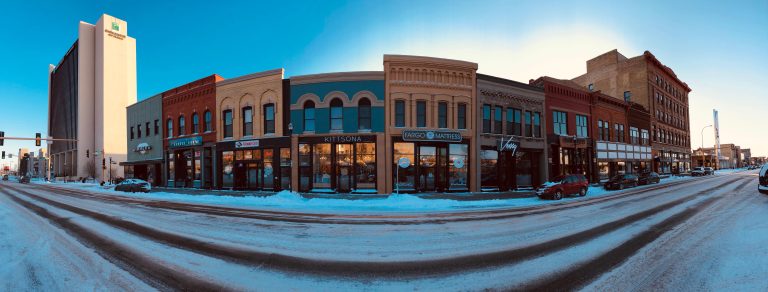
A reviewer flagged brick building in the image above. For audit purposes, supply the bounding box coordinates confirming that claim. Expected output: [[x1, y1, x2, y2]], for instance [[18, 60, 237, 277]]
[[162, 74, 224, 188], [531, 77, 593, 181], [572, 50, 692, 174]]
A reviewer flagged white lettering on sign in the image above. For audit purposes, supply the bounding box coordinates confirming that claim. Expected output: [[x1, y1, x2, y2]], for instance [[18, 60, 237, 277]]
[[499, 136, 520, 155], [323, 136, 364, 143], [235, 140, 260, 148]]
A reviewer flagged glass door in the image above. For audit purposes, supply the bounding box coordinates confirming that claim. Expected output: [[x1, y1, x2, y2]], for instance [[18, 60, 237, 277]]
[[419, 146, 437, 192], [263, 149, 274, 190], [247, 163, 260, 189], [336, 144, 353, 193]]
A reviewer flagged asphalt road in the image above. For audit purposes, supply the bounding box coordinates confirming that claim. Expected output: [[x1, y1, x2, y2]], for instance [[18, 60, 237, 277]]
[[0, 170, 764, 291]]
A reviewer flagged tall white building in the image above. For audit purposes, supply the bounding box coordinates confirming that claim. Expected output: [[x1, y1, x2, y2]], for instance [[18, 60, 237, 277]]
[[48, 14, 136, 180]]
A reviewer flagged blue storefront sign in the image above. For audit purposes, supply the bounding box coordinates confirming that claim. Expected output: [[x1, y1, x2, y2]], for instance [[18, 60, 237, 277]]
[[169, 136, 203, 148]]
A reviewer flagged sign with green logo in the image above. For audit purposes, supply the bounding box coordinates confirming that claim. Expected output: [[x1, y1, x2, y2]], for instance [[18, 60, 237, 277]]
[[112, 21, 120, 31]]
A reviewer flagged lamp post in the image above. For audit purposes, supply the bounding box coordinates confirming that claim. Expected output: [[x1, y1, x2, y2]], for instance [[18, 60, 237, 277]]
[[701, 125, 712, 167]]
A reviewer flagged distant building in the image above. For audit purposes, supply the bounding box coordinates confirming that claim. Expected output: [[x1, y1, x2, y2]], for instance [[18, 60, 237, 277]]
[[693, 144, 742, 169], [122, 94, 164, 186], [48, 14, 136, 180]]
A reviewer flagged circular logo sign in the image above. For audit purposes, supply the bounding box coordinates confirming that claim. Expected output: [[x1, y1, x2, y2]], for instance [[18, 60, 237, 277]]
[[426, 131, 435, 140], [454, 157, 465, 169], [398, 157, 411, 169]]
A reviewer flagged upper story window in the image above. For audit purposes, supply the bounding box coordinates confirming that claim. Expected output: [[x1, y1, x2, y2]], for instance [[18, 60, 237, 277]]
[[242, 106, 253, 136], [154, 119, 159, 136], [457, 103, 467, 130], [137, 124, 141, 138], [330, 99, 343, 131], [641, 129, 649, 145], [438, 102, 448, 128], [416, 101, 427, 127], [525, 111, 533, 137], [192, 113, 199, 134], [630, 127, 639, 144], [553, 111, 567, 136], [358, 98, 371, 130], [223, 110, 233, 138], [394, 100, 405, 127], [303, 101, 316, 132], [204, 110, 212, 132], [576, 114, 588, 138], [494, 106, 502, 134], [166, 119, 173, 138], [178, 115, 185, 136], [130, 126, 134, 140], [482, 104, 491, 133], [507, 108, 521, 136], [264, 103, 275, 134], [533, 112, 541, 138]]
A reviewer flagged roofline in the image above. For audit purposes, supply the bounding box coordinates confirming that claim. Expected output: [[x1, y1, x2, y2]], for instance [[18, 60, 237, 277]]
[[384, 54, 478, 69], [477, 73, 543, 92], [290, 71, 384, 85], [643, 50, 692, 92], [127, 93, 162, 109], [217, 68, 284, 87]]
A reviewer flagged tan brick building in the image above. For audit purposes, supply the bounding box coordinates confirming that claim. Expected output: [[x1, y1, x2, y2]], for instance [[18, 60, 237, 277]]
[[572, 50, 692, 174]]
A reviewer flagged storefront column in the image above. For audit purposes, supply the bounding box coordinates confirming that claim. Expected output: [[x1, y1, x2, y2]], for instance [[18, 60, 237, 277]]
[[291, 135, 299, 193], [376, 133, 387, 194]]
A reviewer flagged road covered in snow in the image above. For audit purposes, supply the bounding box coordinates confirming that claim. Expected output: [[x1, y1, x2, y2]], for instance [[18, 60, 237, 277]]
[[0, 170, 765, 291]]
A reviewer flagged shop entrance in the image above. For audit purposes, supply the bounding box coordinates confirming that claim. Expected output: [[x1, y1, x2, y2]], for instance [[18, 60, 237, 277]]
[[336, 144, 353, 193], [246, 162, 262, 189], [418, 145, 447, 192]]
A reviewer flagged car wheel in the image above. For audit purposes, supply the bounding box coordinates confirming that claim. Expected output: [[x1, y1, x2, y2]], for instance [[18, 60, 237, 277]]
[[578, 187, 587, 197], [553, 191, 563, 200]]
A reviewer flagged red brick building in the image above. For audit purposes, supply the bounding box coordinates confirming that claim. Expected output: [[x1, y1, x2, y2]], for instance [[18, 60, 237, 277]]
[[162, 74, 224, 188], [531, 77, 593, 181]]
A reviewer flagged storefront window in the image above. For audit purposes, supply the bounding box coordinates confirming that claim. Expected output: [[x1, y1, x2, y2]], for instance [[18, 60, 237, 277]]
[[313, 144, 332, 189], [194, 150, 201, 181], [280, 148, 291, 190], [393, 142, 415, 190], [598, 162, 609, 182], [449, 144, 469, 190], [356, 143, 376, 189], [167, 152, 175, 184], [222, 151, 233, 188], [244, 150, 253, 160], [617, 161, 627, 175], [299, 144, 311, 191], [481, 150, 498, 189], [263, 149, 274, 189], [516, 151, 533, 187], [336, 144, 353, 192]]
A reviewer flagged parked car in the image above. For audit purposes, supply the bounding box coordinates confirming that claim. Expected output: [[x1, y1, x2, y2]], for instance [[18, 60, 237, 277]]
[[692, 167, 707, 176], [638, 171, 660, 185], [2, 175, 8, 181], [604, 174, 639, 190], [114, 179, 152, 193], [536, 174, 589, 200], [704, 167, 714, 175], [759, 164, 768, 194], [18, 176, 30, 184]]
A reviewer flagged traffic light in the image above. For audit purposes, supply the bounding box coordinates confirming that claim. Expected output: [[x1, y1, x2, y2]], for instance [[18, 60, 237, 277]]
[[1, 151, 4, 159], [102, 158, 106, 169], [86, 149, 89, 158], [35, 133, 41, 146], [0, 131, 4, 146]]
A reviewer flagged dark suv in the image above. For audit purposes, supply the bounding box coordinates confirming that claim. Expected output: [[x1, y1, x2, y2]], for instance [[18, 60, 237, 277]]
[[759, 164, 768, 194], [637, 171, 660, 185], [604, 174, 639, 190], [536, 174, 589, 200]]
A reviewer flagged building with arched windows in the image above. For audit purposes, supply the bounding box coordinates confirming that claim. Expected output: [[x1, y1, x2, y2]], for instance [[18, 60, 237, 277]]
[[215, 69, 291, 191], [289, 72, 386, 194], [162, 74, 224, 189]]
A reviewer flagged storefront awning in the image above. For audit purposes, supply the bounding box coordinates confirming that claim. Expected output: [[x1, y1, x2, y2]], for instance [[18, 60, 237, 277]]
[[119, 158, 163, 166]]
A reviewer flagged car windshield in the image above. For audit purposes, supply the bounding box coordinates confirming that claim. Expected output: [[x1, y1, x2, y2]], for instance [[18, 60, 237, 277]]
[[550, 176, 566, 183]]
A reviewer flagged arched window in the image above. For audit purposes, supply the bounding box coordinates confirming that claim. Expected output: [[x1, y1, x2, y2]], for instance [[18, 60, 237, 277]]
[[263, 103, 275, 134], [192, 113, 199, 134], [358, 98, 371, 130], [166, 119, 173, 138], [223, 110, 233, 138], [330, 99, 343, 131], [178, 115, 185, 136], [303, 101, 315, 132], [242, 106, 253, 136], [204, 110, 212, 132]]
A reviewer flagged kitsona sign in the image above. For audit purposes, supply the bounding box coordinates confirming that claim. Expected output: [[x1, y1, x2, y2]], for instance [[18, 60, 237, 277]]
[[402, 130, 463, 143], [235, 140, 260, 149]]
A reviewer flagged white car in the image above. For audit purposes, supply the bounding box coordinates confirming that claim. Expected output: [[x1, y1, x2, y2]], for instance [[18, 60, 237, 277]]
[[115, 179, 152, 193]]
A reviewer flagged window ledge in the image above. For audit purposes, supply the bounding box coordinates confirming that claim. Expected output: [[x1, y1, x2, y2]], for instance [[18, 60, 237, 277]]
[[329, 130, 344, 133], [303, 131, 315, 135], [357, 129, 372, 133]]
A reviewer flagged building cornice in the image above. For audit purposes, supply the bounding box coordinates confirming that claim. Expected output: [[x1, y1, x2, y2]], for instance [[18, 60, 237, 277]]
[[290, 71, 384, 85], [217, 69, 284, 87]]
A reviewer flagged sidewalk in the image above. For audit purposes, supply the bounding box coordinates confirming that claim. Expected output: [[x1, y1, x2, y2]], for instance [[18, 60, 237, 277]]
[[151, 187, 537, 201]]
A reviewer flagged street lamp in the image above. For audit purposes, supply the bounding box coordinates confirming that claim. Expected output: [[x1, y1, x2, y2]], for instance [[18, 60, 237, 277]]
[[701, 125, 712, 167]]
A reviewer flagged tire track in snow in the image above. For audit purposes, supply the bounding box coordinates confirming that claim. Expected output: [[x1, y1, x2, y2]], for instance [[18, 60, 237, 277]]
[[0, 186, 232, 292], [2, 177, 744, 278], [521, 177, 754, 291]]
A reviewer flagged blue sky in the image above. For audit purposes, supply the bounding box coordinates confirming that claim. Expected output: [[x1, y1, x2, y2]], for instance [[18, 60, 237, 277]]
[[1, 0, 767, 166]]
